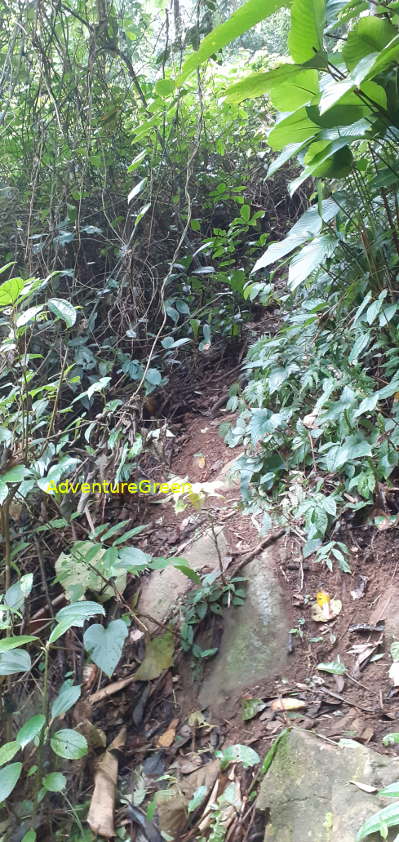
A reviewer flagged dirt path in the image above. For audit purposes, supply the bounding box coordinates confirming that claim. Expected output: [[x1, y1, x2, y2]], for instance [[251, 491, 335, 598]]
[[137, 395, 399, 758]]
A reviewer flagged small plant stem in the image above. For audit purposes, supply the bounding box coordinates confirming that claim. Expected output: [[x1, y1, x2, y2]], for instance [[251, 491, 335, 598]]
[[209, 517, 227, 585]]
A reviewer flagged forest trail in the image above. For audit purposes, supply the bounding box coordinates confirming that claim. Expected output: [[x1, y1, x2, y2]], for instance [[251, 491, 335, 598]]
[[103, 366, 399, 832]]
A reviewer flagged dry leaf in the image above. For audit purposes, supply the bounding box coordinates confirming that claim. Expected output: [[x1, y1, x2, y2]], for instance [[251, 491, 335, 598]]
[[302, 413, 319, 429], [271, 698, 307, 712], [351, 575, 368, 601], [311, 596, 342, 622], [389, 662, 399, 686], [82, 663, 98, 690], [157, 718, 179, 748], [350, 781, 378, 793], [193, 452, 206, 469], [87, 726, 126, 838]]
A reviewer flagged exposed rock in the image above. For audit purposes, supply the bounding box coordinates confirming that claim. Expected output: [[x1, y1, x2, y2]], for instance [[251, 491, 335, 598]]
[[257, 728, 399, 842], [138, 528, 229, 629], [198, 542, 290, 711]]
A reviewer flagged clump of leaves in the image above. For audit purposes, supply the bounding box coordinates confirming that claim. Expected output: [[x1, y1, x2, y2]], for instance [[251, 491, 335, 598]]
[[180, 572, 247, 667]]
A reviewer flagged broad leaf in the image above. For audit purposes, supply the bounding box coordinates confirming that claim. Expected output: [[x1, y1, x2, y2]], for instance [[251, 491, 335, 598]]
[[0, 635, 37, 652], [217, 744, 260, 770], [343, 16, 397, 71], [17, 715, 45, 749], [268, 106, 319, 151], [0, 649, 31, 675], [0, 742, 20, 767], [0, 276, 25, 307], [134, 631, 175, 680], [288, 0, 325, 63], [50, 729, 88, 760], [42, 772, 67, 792], [288, 235, 337, 290], [0, 762, 22, 801], [55, 601, 105, 628], [51, 684, 81, 719], [83, 620, 128, 678], [317, 661, 346, 674], [47, 298, 77, 327], [224, 65, 318, 110], [357, 801, 399, 839], [178, 0, 287, 83]]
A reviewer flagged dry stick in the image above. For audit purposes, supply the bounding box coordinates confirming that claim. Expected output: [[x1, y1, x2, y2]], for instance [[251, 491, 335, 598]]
[[320, 687, 376, 714], [34, 535, 54, 619], [230, 530, 285, 577]]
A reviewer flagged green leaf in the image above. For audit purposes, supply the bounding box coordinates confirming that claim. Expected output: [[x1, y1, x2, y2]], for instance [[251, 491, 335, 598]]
[[150, 557, 201, 583], [51, 684, 81, 719], [4, 574, 33, 612], [0, 276, 25, 307], [252, 199, 338, 273], [17, 715, 45, 749], [288, 235, 337, 290], [127, 150, 146, 172], [83, 620, 128, 678], [0, 742, 19, 767], [21, 831, 36, 842], [379, 780, 399, 796], [42, 772, 67, 792], [50, 729, 88, 760], [188, 785, 208, 814], [349, 332, 371, 364], [0, 762, 22, 801], [288, 0, 325, 62], [317, 661, 346, 674], [47, 298, 77, 328], [261, 729, 290, 774], [352, 35, 399, 82], [357, 801, 399, 840], [382, 733, 399, 747], [0, 649, 31, 675], [127, 178, 146, 204], [224, 66, 318, 110], [343, 16, 397, 71], [134, 631, 175, 681], [241, 698, 267, 721], [268, 106, 319, 151], [0, 635, 37, 652], [55, 601, 105, 628], [117, 545, 148, 571], [155, 78, 175, 96], [55, 541, 126, 601], [178, 0, 287, 84], [216, 744, 260, 770]]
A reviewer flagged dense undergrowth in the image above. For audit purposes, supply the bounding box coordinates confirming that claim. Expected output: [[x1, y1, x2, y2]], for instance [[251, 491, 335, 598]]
[[2, 0, 399, 838]]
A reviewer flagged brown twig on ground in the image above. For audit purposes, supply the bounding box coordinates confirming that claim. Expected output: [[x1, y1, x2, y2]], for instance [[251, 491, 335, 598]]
[[230, 530, 285, 576]]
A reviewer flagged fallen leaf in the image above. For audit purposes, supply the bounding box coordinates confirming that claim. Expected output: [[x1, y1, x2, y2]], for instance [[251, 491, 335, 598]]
[[389, 662, 399, 687], [241, 698, 267, 721], [270, 698, 307, 712], [87, 726, 126, 837], [82, 663, 98, 690], [350, 781, 378, 794], [157, 718, 179, 748], [311, 597, 342, 622], [193, 452, 206, 469], [134, 632, 175, 681], [351, 575, 368, 601], [302, 412, 319, 429]]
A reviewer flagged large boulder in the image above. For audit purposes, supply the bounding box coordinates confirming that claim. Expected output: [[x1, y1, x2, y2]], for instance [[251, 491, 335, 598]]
[[257, 728, 399, 842]]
